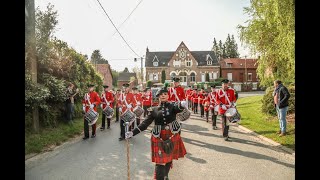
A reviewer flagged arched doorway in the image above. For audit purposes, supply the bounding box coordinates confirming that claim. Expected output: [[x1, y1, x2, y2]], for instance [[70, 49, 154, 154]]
[[179, 72, 187, 86]]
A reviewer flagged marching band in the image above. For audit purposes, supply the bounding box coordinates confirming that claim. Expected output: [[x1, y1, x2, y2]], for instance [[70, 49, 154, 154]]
[[78, 78, 240, 179]]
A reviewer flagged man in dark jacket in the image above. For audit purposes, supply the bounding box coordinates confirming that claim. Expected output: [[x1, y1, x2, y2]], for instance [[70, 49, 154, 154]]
[[273, 80, 290, 136]]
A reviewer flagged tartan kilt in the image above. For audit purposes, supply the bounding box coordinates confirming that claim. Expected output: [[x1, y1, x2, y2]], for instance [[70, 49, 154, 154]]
[[151, 129, 187, 164]]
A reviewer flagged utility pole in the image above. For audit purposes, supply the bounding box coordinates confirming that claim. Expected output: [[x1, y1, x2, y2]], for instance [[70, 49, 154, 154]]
[[244, 55, 247, 91], [26, 0, 39, 133], [134, 57, 144, 86]]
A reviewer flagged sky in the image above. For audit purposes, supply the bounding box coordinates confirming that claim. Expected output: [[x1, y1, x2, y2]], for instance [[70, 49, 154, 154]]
[[35, 0, 252, 72]]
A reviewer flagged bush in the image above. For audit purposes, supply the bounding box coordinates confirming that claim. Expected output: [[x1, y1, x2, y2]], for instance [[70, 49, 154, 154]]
[[147, 80, 152, 88], [261, 85, 295, 116]]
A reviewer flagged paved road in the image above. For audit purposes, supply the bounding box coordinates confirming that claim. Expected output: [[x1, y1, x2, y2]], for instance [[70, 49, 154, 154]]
[[26, 91, 295, 180]]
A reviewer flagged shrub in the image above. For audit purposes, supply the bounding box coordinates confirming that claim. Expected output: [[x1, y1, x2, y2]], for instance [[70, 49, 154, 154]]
[[261, 85, 295, 116]]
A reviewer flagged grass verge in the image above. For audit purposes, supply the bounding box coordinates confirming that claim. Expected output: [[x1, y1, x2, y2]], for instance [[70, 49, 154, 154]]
[[25, 115, 103, 156], [237, 95, 295, 150]]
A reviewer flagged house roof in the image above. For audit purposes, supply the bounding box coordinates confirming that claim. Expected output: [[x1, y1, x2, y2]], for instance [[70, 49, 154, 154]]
[[145, 51, 219, 67], [220, 58, 258, 69], [190, 51, 219, 66], [118, 72, 137, 81], [145, 52, 174, 67]]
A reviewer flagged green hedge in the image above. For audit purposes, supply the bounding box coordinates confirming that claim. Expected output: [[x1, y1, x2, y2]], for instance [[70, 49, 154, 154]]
[[261, 85, 295, 115]]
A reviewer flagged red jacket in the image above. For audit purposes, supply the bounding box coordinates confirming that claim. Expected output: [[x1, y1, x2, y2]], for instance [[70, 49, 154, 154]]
[[208, 91, 218, 107], [168, 86, 185, 102], [142, 91, 152, 106], [192, 92, 198, 103], [119, 92, 134, 113], [203, 99, 210, 112], [101, 91, 114, 109], [82, 91, 101, 112], [198, 92, 204, 104], [216, 88, 236, 115], [133, 93, 143, 107], [185, 89, 192, 100]]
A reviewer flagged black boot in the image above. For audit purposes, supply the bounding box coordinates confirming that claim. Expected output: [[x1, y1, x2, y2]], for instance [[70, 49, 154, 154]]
[[155, 164, 166, 180], [164, 162, 172, 179]]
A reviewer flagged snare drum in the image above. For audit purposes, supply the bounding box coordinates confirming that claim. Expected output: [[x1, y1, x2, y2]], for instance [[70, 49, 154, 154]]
[[85, 108, 99, 126], [225, 107, 237, 117], [103, 106, 114, 118], [120, 109, 135, 123], [133, 106, 144, 117], [228, 111, 241, 123]]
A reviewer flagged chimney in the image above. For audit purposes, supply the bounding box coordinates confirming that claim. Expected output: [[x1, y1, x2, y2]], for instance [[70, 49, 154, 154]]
[[146, 46, 149, 53]]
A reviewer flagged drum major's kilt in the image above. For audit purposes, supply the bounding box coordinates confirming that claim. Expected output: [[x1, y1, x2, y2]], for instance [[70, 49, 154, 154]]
[[151, 129, 187, 164]]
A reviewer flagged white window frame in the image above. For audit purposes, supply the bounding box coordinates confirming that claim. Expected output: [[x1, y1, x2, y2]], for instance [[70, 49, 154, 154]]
[[227, 73, 232, 81], [207, 61, 212, 65], [209, 73, 213, 79], [190, 73, 196, 82], [213, 72, 217, 80], [186, 59, 192, 67], [201, 73, 205, 82], [154, 73, 158, 80], [149, 73, 153, 80], [153, 62, 158, 66]]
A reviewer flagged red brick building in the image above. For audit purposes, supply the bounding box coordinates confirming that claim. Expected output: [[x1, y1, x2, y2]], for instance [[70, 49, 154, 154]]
[[117, 72, 138, 89], [96, 64, 113, 89], [220, 58, 259, 91], [145, 41, 220, 87]]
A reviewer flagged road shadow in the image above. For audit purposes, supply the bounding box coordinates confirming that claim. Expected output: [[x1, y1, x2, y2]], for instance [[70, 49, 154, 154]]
[[182, 137, 294, 169], [185, 152, 207, 164], [181, 123, 221, 138]]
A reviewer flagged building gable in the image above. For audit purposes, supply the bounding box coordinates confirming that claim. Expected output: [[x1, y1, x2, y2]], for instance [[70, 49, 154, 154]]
[[168, 41, 197, 68]]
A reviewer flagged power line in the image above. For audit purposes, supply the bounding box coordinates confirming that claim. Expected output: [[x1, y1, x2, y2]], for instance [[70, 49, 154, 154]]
[[96, 0, 141, 58], [111, 0, 143, 36]]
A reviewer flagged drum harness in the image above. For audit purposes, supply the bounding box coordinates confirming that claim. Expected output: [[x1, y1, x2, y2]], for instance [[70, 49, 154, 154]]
[[219, 89, 235, 110], [210, 91, 218, 106]]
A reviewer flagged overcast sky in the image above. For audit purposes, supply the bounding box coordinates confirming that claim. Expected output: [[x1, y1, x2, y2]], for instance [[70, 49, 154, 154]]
[[35, 0, 252, 72]]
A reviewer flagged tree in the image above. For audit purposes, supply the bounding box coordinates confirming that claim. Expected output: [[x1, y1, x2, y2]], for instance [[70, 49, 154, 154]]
[[224, 34, 232, 58], [161, 70, 166, 83], [111, 69, 119, 87], [218, 40, 224, 60], [230, 35, 240, 58], [222, 44, 226, 59], [212, 38, 220, 59], [123, 67, 129, 73], [238, 0, 295, 86], [146, 80, 152, 88], [205, 73, 210, 82], [90, 50, 108, 65]]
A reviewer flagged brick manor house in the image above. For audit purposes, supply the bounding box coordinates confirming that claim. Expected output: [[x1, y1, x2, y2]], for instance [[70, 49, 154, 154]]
[[145, 41, 220, 87]]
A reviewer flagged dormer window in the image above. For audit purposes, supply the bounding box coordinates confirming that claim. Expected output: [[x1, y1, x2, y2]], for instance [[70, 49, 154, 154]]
[[152, 55, 159, 66], [206, 54, 213, 65]]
